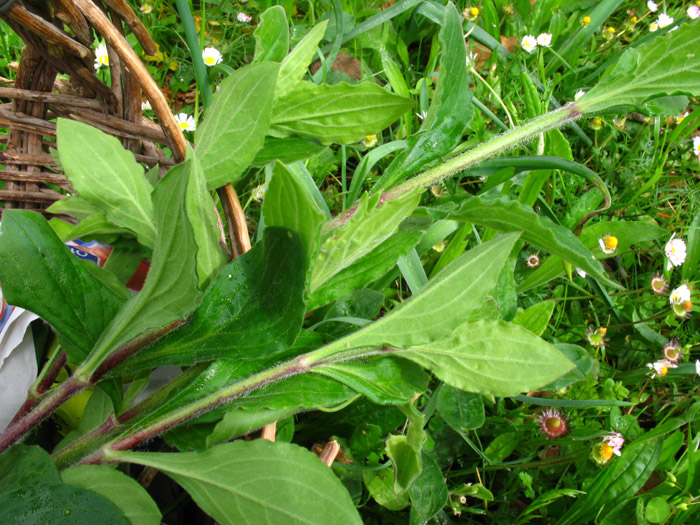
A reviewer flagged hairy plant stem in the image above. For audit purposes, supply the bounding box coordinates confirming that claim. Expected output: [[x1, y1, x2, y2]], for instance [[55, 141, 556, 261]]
[[0, 320, 187, 454], [329, 104, 581, 231], [82, 346, 386, 462]]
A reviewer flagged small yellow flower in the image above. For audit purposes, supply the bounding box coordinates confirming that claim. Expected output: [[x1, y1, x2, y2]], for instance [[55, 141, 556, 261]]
[[606, 26, 616, 34], [363, 134, 378, 148], [582, 15, 591, 26], [631, 16, 638, 23], [590, 117, 603, 130], [599, 235, 618, 254]]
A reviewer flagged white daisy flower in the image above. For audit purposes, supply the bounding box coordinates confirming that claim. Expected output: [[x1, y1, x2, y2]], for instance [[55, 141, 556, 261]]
[[141, 99, 152, 111], [649, 22, 659, 32], [657, 13, 674, 28], [696, 359, 700, 377], [237, 12, 252, 23], [664, 233, 687, 270], [693, 136, 700, 156], [646, 358, 677, 378], [536, 33, 552, 47], [647, 1, 658, 12], [202, 47, 223, 67], [669, 285, 691, 305], [521, 35, 537, 54], [174, 113, 196, 132], [689, 5, 700, 19], [602, 432, 624, 456], [94, 42, 109, 69]]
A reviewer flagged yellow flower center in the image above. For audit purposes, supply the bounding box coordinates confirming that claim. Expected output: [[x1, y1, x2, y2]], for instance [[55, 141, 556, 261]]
[[582, 16, 591, 25], [659, 366, 668, 376], [600, 444, 613, 461], [98, 55, 109, 65], [631, 16, 638, 23], [179, 121, 189, 130], [470, 7, 479, 16], [684, 300, 693, 310], [204, 56, 215, 65], [604, 236, 618, 250], [607, 26, 616, 33]]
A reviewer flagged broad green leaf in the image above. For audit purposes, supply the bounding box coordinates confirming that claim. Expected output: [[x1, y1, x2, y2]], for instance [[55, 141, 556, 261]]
[[645, 497, 671, 524], [484, 433, 519, 463], [195, 62, 279, 189], [683, 208, 700, 281], [111, 440, 362, 525], [115, 227, 305, 371], [578, 21, 700, 115], [317, 233, 520, 354], [0, 445, 59, 487], [409, 452, 449, 523], [307, 217, 426, 309], [439, 195, 619, 287], [374, 2, 472, 191], [0, 483, 128, 524], [61, 465, 161, 525], [77, 163, 202, 377], [252, 6, 289, 63], [270, 81, 414, 144], [400, 320, 574, 397], [578, 220, 667, 258], [264, 162, 326, 273], [252, 137, 326, 166], [311, 191, 421, 293], [184, 149, 228, 289], [543, 344, 592, 390], [276, 20, 329, 98], [46, 195, 103, 221], [386, 436, 422, 494], [557, 439, 662, 525], [63, 215, 131, 242], [0, 211, 125, 363], [57, 119, 155, 247], [512, 300, 555, 336], [436, 384, 485, 432], [363, 468, 409, 511], [313, 356, 429, 404], [386, 405, 426, 494], [202, 374, 357, 446]]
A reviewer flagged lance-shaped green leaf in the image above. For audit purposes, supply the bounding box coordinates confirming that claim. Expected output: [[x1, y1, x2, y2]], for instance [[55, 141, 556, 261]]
[[409, 452, 449, 523], [313, 356, 429, 405], [46, 195, 102, 221], [578, 21, 700, 115], [252, 137, 326, 166], [77, 164, 202, 377], [275, 20, 328, 98], [307, 217, 426, 310], [399, 319, 574, 397], [114, 227, 305, 372], [310, 191, 420, 293], [270, 81, 414, 144], [61, 465, 161, 525], [0, 483, 128, 524], [57, 119, 155, 247], [252, 6, 288, 63], [438, 195, 619, 288], [184, 148, 228, 289], [109, 441, 363, 525], [436, 384, 485, 432], [201, 373, 357, 447], [374, 2, 472, 191], [315, 233, 520, 355], [263, 162, 326, 274], [0, 211, 125, 363], [195, 62, 279, 189], [557, 439, 662, 525]]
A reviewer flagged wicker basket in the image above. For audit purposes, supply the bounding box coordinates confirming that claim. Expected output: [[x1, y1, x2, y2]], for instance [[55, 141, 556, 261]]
[[0, 0, 188, 216]]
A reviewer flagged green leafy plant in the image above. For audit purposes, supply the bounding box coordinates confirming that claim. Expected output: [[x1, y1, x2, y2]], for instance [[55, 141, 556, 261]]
[[2, 2, 700, 523]]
